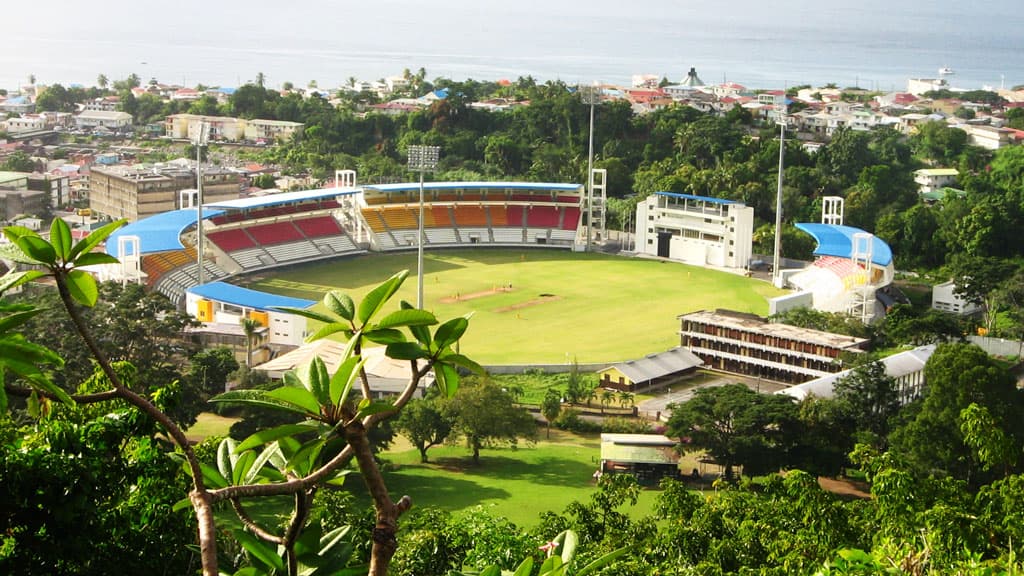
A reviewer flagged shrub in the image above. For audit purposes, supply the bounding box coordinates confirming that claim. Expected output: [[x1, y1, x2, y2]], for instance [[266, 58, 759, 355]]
[[554, 409, 601, 434]]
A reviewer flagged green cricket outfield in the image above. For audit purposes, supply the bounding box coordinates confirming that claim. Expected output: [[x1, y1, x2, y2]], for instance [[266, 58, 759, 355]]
[[242, 249, 784, 364]]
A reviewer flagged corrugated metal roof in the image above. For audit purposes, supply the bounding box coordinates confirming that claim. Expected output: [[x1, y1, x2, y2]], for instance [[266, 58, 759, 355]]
[[106, 208, 223, 255], [605, 347, 704, 384], [600, 434, 679, 465], [204, 186, 359, 210], [186, 281, 314, 311], [795, 223, 893, 267], [777, 344, 936, 401], [363, 181, 582, 193]]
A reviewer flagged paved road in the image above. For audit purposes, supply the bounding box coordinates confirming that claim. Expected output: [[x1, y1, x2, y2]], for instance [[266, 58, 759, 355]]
[[637, 373, 789, 421]]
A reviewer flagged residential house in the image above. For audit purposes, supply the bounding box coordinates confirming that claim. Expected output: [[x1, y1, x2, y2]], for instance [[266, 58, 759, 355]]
[[932, 281, 983, 315], [914, 168, 958, 193], [75, 110, 133, 131]]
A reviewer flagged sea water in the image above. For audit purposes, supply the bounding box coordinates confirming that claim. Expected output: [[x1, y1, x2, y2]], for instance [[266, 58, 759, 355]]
[[2, 0, 1021, 91]]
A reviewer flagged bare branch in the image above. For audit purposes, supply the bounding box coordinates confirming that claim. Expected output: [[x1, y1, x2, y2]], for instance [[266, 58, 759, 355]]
[[230, 498, 284, 544]]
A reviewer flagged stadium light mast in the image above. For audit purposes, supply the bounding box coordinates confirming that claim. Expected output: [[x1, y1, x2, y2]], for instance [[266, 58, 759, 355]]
[[580, 83, 600, 251], [772, 109, 787, 288], [408, 145, 440, 309], [194, 121, 209, 286]]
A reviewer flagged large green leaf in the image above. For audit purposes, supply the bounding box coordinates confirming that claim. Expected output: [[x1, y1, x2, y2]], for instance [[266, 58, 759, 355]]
[[575, 546, 628, 576], [235, 422, 322, 453], [0, 243, 45, 265], [306, 322, 352, 343], [274, 306, 339, 325], [296, 356, 331, 405], [13, 234, 56, 265], [50, 217, 72, 261], [0, 307, 43, 334], [362, 328, 407, 345], [439, 352, 486, 376], [323, 291, 355, 321], [558, 530, 578, 567], [400, 300, 432, 345], [231, 450, 257, 486], [356, 270, 408, 324], [355, 398, 395, 419], [233, 529, 285, 572], [217, 438, 238, 480], [68, 219, 126, 260], [433, 363, 459, 398], [65, 269, 99, 307], [210, 389, 313, 417], [198, 461, 230, 489], [329, 356, 366, 408], [433, 316, 469, 349], [511, 557, 534, 576], [0, 270, 44, 294], [286, 438, 326, 476], [74, 252, 120, 267], [265, 386, 322, 416], [384, 342, 428, 360], [245, 442, 286, 484], [374, 308, 437, 330]]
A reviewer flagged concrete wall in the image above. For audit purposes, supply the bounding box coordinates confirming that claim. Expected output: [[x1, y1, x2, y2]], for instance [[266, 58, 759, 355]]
[[968, 336, 1024, 358]]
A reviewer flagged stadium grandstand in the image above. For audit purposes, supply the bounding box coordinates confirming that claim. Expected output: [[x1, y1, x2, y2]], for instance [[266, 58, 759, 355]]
[[104, 177, 586, 306], [784, 223, 895, 323]]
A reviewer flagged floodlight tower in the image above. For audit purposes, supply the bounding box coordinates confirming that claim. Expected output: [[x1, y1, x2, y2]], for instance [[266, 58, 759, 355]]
[[580, 83, 600, 251], [408, 145, 440, 309], [194, 121, 209, 285], [772, 109, 787, 288]]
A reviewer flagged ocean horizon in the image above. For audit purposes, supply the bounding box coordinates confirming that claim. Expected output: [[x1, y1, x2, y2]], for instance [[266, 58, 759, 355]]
[[3, 0, 1022, 93]]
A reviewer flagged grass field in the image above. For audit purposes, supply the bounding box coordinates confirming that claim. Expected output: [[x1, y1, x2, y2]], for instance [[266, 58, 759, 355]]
[[352, 430, 663, 527], [244, 249, 783, 364]]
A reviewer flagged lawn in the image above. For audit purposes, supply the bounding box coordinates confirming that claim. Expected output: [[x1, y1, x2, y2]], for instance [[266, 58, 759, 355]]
[[352, 430, 662, 527], [244, 249, 783, 364]]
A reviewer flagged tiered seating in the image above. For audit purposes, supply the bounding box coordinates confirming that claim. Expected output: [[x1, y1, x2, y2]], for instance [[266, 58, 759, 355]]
[[425, 229, 458, 244], [489, 205, 509, 227], [562, 207, 581, 230], [208, 228, 256, 252], [230, 247, 275, 269], [378, 206, 419, 230], [526, 206, 560, 227], [295, 215, 343, 238], [459, 227, 491, 244], [431, 206, 452, 227], [264, 241, 322, 262], [506, 206, 526, 227], [491, 228, 522, 243], [557, 195, 581, 203], [314, 235, 358, 253], [453, 206, 488, 227], [141, 250, 194, 287], [815, 256, 867, 288], [249, 222, 304, 245]]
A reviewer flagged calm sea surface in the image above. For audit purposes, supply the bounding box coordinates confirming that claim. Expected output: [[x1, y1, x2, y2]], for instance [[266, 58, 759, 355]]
[[3, 0, 1022, 92]]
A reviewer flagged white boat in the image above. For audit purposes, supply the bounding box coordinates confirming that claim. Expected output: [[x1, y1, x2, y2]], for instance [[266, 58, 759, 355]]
[[938, 67, 955, 76]]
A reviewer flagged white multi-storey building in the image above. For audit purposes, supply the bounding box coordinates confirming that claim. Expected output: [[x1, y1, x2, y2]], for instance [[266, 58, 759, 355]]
[[635, 192, 754, 270]]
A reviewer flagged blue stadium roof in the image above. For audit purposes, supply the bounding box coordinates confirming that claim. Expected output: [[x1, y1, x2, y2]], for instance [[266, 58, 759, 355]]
[[795, 223, 893, 267], [205, 186, 360, 211], [187, 282, 315, 311], [655, 192, 739, 205], [106, 208, 223, 256], [364, 181, 582, 193]]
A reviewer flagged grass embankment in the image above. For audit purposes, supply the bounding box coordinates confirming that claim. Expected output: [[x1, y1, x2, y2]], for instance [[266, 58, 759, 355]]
[[244, 249, 783, 364]]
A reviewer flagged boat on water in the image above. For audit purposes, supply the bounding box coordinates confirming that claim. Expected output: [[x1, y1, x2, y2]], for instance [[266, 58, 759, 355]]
[[938, 66, 955, 76]]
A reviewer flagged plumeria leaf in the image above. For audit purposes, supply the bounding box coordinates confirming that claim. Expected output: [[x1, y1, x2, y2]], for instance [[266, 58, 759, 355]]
[[66, 269, 99, 307], [323, 291, 355, 321], [357, 270, 407, 324]]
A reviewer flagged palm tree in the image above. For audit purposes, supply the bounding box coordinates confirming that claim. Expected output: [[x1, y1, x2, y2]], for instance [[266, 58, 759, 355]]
[[97, 74, 109, 90], [618, 391, 634, 409], [256, 72, 266, 88], [241, 317, 261, 368], [584, 387, 597, 407], [600, 389, 615, 414]]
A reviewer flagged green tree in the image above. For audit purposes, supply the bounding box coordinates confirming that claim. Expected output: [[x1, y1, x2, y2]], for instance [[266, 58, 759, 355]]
[[666, 383, 800, 478], [833, 361, 901, 441], [240, 317, 262, 368], [1, 151, 36, 172], [394, 395, 453, 462], [541, 388, 562, 438], [187, 347, 239, 397], [890, 343, 1024, 485], [447, 379, 536, 464], [97, 73, 109, 89]]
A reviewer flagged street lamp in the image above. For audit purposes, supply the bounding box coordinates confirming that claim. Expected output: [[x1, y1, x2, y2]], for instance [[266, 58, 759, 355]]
[[580, 84, 600, 251], [407, 145, 440, 309]]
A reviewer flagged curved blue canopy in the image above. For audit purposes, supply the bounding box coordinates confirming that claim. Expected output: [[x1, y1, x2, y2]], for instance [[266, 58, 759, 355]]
[[106, 208, 222, 256], [795, 223, 893, 267], [187, 282, 315, 311]]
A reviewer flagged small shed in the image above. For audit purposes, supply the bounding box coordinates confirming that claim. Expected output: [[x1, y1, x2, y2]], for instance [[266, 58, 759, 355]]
[[598, 347, 704, 392], [599, 434, 680, 485]]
